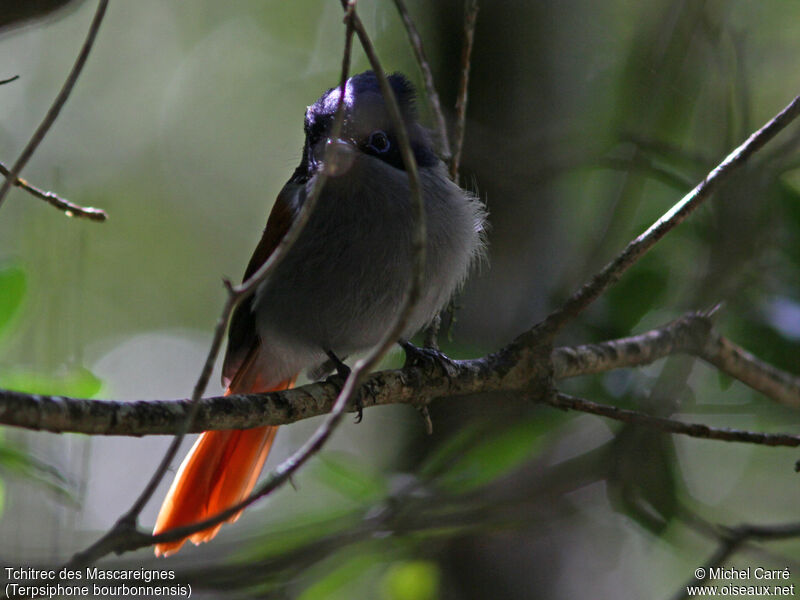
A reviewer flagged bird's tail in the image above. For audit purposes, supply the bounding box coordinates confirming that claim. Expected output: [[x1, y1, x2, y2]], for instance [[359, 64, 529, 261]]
[[153, 376, 294, 557]]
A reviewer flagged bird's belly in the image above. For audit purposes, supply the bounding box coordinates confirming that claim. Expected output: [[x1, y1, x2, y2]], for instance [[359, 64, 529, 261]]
[[252, 232, 457, 358]]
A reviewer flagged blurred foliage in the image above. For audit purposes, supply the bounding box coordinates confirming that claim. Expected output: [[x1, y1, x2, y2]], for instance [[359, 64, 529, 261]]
[[188, 412, 580, 597], [0, 365, 101, 396], [425, 412, 564, 493], [1, 1, 800, 599], [0, 263, 26, 340], [381, 561, 440, 600], [0, 261, 89, 515], [0, 431, 77, 515]]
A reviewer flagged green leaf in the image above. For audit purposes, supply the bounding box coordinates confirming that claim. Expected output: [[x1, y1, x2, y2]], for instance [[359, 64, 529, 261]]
[[297, 553, 383, 600], [418, 423, 483, 480], [0, 434, 77, 507], [381, 560, 440, 600], [606, 257, 669, 332], [0, 264, 26, 341], [241, 508, 358, 561], [0, 366, 102, 397], [606, 425, 680, 534], [435, 412, 565, 493], [312, 452, 388, 502], [777, 178, 800, 231], [717, 370, 733, 391]]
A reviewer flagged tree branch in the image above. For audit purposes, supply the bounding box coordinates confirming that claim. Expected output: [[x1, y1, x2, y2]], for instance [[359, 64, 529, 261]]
[[114, 0, 361, 531], [68, 0, 363, 568], [552, 312, 800, 409], [65, 0, 434, 567], [449, 0, 479, 184], [536, 93, 800, 338], [0, 160, 107, 221], [671, 521, 800, 600], [700, 331, 800, 409], [0, 0, 109, 212], [545, 393, 800, 447], [392, 0, 451, 160], [3, 312, 798, 436]]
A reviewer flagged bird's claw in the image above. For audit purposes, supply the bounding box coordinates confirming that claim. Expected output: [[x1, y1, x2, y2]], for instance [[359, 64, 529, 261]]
[[400, 340, 458, 379], [324, 349, 362, 423]]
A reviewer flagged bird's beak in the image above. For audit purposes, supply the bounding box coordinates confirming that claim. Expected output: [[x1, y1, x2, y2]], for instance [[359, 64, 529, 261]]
[[312, 138, 357, 178]]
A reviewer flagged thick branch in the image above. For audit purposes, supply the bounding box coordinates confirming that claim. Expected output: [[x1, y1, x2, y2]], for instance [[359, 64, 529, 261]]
[[3, 313, 798, 436], [553, 312, 800, 409], [700, 332, 800, 409]]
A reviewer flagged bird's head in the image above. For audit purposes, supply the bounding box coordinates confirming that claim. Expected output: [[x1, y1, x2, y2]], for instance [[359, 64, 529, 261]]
[[291, 71, 438, 182]]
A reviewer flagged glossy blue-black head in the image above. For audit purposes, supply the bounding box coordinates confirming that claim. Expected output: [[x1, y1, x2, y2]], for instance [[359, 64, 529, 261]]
[[291, 71, 437, 183]]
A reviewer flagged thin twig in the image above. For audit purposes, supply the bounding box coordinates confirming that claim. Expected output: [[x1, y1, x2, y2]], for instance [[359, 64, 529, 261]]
[[115, 8, 359, 527], [449, 0, 479, 183], [538, 94, 800, 337], [0, 160, 107, 221], [0, 0, 109, 211], [670, 521, 800, 600], [423, 0, 478, 349], [0, 75, 20, 85], [547, 393, 800, 447], [68, 0, 430, 565], [68, 2, 360, 568], [392, 0, 451, 160]]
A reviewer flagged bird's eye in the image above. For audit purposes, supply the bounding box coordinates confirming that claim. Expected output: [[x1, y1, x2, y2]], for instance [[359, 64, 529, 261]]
[[367, 130, 391, 154]]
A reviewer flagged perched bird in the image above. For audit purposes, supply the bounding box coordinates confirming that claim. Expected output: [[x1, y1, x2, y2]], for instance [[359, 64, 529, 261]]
[[153, 71, 486, 556]]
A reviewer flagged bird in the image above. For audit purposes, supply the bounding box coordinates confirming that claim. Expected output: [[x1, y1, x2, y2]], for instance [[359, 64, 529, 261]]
[[152, 70, 487, 556]]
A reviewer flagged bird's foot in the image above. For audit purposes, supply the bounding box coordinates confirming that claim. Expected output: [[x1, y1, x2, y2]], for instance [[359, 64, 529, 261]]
[[324, 349, 363, 423], [400, 340, 458, 379]]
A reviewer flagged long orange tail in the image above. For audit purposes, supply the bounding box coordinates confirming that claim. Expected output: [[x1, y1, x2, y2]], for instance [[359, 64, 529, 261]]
[[153, 378, 294, 557]]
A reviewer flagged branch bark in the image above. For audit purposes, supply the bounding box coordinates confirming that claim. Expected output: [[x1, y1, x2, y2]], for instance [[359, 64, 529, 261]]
[[0, 160, 107, 221], [2, 313, 798, 437]]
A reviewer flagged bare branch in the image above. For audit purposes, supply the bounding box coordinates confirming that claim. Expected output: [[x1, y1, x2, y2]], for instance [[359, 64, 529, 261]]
[[69, 0, 360, 568], [114, 3, 360, 530], [0, 160, 107, 221], [66, 0, 432, 565], [538, 94, 800, 337], [0, 75, 20, 85], [423, 0, 479, 349], [552, 313, 711, 378], [547, 393, 800, 448], [4, 312, 799, 436], [0, 0, 109, 212], [392, 0, 451, 160], [553, 312, 800, 409], [449, 0, 479, 183], [700, 331, 800, 409], [671, 521, 800, 600]]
